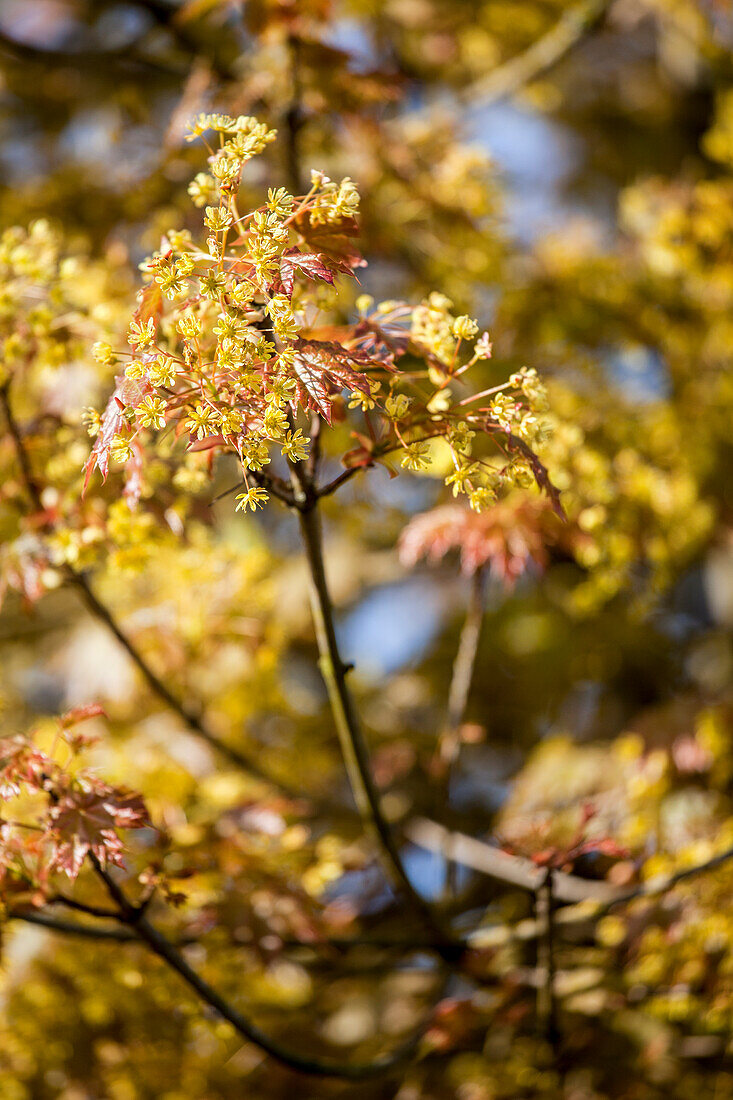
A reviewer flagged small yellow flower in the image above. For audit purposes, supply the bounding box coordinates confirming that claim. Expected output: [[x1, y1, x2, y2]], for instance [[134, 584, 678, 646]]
[[186, 404, 220, 440], [137, 395, 167, 430], [92, 341, 115, 365], [401, 441, 431, 470], [355, 294, 374, 315], [452, 315, 479, 340], [234, 486, 269, 512], [178, 313, 202, 340], [384, 393, 411, 420], [81, 407, 101, 437], [128, 318, 156, 349], [281, 429, 309, 463], [204, 205, 234, 233], [110, 435, 133, 463]]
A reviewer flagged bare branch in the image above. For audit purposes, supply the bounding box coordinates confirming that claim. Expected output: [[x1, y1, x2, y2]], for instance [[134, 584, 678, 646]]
[[290, 459, 454, 948], [406, 817, 623, 903], [91, 857, 447, 1079], [535, 870, 559, 1046], [410, 820, 733, 949], [9, 909, 139, 941], [406, 0, 610, 122], [317, 465, 363, 499], [434, 568, 486, 898]]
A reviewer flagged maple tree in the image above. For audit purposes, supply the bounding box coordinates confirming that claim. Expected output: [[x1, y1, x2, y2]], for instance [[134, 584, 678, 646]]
[[0, 2, 733, 1099]]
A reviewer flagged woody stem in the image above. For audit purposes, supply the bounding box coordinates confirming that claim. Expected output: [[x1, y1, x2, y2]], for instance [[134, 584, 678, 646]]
[[293, 470, 452, 946]]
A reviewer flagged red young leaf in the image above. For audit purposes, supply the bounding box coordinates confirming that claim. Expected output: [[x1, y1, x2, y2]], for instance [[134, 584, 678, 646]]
[[123, 439, 145, 507], [399, 499, 558, 583], [292, 213, 366, 273], [59, 704, 107, 729], [353, 317, 409, 368], [0, 738, 50, 798], [279, 248, 335, 299], [341, 443, 375, 469], [135, 280, 164, 328], [292, 352, 333, 422], [48, 784, 150, 879], [82, 374, 152, 494], [291, 339, 372, 425]]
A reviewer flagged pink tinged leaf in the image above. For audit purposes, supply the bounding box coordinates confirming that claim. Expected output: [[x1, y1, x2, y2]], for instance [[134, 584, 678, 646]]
[[82, 375, 152, 495], [291, 339, 373, 425], [292, 350, 334, 423], [48, 786, 150, 879], [3, 555, 45, 606], [135, 281, 164, 328], [399, 500, 554, 582], [0, 738, 51, 799], [59, 704, 106, 729], [187, 433, 226, 452], [353, 319, 408, 367], [123, 440, 145, 508], [279, 249, 335, 299]]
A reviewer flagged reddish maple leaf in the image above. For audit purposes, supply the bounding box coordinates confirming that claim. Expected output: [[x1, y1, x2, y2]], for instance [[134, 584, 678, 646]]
[[292, 213, 366, 273], [59, 704, 106, 729], [399, 499, 558, 583], [291, 339, 372, 424], [424, 998, 485, 1053], [134, 280, 164, 328], [353, 316, 410, 368], [0, 738, 50, 798], [0, 552, 46, 607], [279, 248, 335, 299], [82, 374, 152, 494], [48, 784, 150, 878], [123, 439, 145, 507]]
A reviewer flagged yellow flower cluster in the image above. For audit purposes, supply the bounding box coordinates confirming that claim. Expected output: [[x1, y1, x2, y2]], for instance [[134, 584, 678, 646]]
[[79, 115, 555, 523]]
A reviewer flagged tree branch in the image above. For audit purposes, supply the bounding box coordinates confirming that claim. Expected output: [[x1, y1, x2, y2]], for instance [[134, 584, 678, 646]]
[[406, 0, 610, 122], [48, 894, 120, 920], [9, 909, 139, 941], [470, 0, 611, 108], [0, 25, 184, 77], [90, 856, 446, 1079], [317, 465, 363, 499], [409, 820, 733, 947], [535, 870, 558, 1047], [284, 33, 305, 196], [292, 469, 454, 949], [434, 568, 486, 898]]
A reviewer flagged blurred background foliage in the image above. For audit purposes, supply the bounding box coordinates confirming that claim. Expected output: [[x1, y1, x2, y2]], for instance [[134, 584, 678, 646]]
[[1, 0, 733, 1097]]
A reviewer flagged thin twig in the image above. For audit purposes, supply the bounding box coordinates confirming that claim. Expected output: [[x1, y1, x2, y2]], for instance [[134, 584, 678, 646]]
[[48, 894, 120, 920], [250, 468, 297, 506], [470, 0, 610, 108], [9, 909, 139, 941], [0, 26, 184, 77], [535, 870, 559, 1046], [317, 465, 363, 499], [289, 461, 454, 949], [435, 568, 486, 898], [405, 827, 733, 928], [307, 412, 322, 480], [408, 818, 626, 903], [284, 33, 304, 196], [405, 0, 610, 122]]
